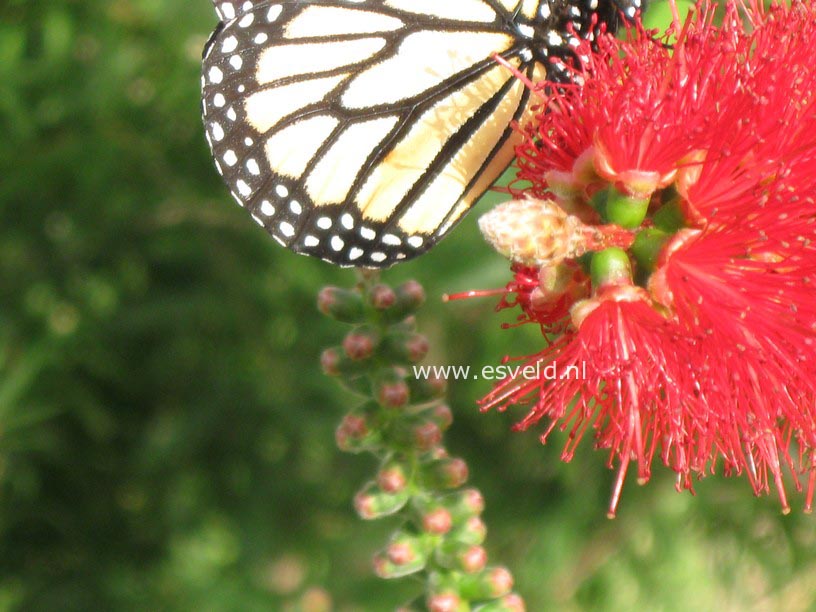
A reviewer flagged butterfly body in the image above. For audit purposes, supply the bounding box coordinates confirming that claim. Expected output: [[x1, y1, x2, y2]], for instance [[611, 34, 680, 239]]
[[202, 0, 642, 267]]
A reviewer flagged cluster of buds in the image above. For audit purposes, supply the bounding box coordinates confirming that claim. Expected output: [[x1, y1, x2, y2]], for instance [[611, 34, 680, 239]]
[[477, 1, 816, 516], [319, 276, 524, 611]]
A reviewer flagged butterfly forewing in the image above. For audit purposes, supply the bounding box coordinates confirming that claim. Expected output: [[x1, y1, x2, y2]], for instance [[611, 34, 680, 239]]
[[202, 0, 643, 267]]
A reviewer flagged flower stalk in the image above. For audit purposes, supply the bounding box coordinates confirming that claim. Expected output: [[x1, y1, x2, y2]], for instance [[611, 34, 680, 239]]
[[320, 272, 524, 611]]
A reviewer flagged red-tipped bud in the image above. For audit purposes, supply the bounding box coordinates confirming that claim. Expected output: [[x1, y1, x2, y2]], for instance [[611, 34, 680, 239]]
[[382, 332, 430, 363], [427, 592, 463, 612], [374, 532, 428, 578], [378, 462, 409, 494], [459, 545, 488, 573], [317, 286, 364, 323], [442, 488, 485, 518], [321, 347, 369, 377], [422, 457, 469, 489], [379, 280, 427, 323], [412, 421, 442, 451], [343, 326, 380, 360], [335, 412, 381, 453], [459, 567, 515, 602], [422, 507, 453, 535], [370, 284, 397, 309], [354, 482, 409, 519], [407, 374, 447, 404], [426, 404, 453, 431], [472, 593, 526, 612], [320, 347, 342, 376], [377, 379, 410, 408], [453, 516, 487, 546]]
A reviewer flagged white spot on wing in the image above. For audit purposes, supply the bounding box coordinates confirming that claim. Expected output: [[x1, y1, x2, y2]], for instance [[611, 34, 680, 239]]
[[208, 66, 223, 84], [348, 247, 364, 261], [360, 227, 376, 240], [246, 158, 260, 175], [304, 235, 319, 247], [211, 122, 225, 141], [330, 236, 344, 251], [280, 221, 295, 237], [317, 216, 332, 230], [237, 180, 251, 196], [290, 200, 302, 215], [341, 213, 354, 229], [275, 184, 289, 197], [260, 201, 275, 216], [238, 13, 254, 27], [223, 150, 238, 166], [267, 5, 283, 22], [220, 3, 236, 20], [370, 252, 387, 263], [407, 236, 424, 249], [222, 36, 238, 53]]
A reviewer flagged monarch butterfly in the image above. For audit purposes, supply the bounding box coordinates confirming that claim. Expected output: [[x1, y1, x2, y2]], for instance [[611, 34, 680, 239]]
[[202, 0, 644, 268]]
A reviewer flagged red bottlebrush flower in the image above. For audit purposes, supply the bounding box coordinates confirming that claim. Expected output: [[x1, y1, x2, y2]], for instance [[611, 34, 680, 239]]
[[478, 0, 816, 515]]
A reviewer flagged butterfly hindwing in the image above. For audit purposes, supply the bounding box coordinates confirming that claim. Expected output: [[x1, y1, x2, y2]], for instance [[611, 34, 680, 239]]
[[202, 0, 551, 266], [202, 0, 645, 267]]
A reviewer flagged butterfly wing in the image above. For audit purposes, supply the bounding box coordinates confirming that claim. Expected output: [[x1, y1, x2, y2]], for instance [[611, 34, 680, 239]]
[[202, 0, 548, 267]]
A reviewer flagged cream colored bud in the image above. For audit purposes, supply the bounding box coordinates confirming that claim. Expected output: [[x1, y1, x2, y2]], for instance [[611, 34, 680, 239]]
[[478, 198, 588, 267]]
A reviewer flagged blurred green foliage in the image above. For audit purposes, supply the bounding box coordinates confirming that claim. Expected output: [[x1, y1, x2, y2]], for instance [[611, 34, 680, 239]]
[[1, 0, 815, 610]]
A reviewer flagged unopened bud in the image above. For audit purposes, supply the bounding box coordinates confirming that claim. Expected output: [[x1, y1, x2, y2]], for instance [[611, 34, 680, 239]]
[[407, 374, 447, 404], [452, 516, 487, 546], [459, 566, 515, 601], [382, 331, 430, 363], [355, 482, 409, 519], [378, 462, 409, 493], [459, 545, 488, 573], [472, 593, 526, 612], [335, 412, 381, 453], [373, 532, 429, 578], [377, 379, 410, 408], [412, 421, 442, 451], [426, 404, 453, 431], [343, 326, 380, 360], [590, 247, 632, 289], [604, 187, 650, 229], [427, 592, 463, 612], [380, 280, 426, 323], [317, 286, 364, 323], [422, 457, 468, 489], [479, 198, 588, 267], [422, 507, 453, 535], [444, 488, 485, 518], [370, 284, 397, 309]]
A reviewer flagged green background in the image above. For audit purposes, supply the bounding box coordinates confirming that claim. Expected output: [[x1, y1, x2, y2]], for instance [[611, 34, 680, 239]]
[[1, 0, 814, 610]]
